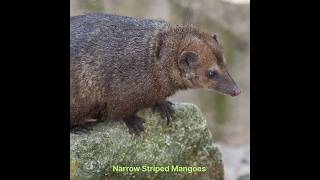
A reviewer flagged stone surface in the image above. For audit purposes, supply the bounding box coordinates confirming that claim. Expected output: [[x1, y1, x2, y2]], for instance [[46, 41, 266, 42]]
[[70, 103, 224, 179]]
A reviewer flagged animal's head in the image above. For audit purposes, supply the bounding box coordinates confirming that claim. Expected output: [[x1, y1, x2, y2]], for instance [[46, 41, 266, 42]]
[[177, 30, 241, 97]]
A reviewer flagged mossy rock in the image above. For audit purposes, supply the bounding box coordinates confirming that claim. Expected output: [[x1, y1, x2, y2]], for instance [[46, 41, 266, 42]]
[[70, 103, 224, 179]]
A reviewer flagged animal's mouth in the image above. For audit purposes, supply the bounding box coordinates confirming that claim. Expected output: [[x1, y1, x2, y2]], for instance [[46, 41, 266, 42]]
[[209, 87, 241, 97], [208, 80, 241, 97], [212, 71, 241, 97]]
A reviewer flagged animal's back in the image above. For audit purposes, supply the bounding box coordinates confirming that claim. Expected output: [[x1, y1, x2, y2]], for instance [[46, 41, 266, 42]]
[[70, 14, 168, 60], [70, 14, 170, 126], [70, 13, 169, 75]]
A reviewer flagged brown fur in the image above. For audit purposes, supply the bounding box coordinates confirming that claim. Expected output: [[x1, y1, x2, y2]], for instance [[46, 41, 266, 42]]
[[70, 14, 239, 129]]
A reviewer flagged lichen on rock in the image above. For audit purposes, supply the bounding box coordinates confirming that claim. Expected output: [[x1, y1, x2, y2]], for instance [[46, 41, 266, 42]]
[[70, 103, 224, 179]]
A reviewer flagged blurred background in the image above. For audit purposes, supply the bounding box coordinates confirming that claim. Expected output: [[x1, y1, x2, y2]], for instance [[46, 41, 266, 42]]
[[70, 0, 250, 179]]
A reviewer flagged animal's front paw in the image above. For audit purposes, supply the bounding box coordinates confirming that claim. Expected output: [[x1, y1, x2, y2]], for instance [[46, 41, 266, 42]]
[[124, 115, 145, 136], [70, 124, 94, 134], [152, 101, 175, 125]]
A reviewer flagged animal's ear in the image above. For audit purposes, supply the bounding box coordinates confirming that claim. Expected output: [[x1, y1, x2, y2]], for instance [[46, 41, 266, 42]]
[[212, 33, 219, 43], [178, 51, 199, 72]]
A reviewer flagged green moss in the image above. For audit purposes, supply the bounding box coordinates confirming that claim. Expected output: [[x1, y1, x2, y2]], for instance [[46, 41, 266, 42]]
[[70, 103, 224, 179]]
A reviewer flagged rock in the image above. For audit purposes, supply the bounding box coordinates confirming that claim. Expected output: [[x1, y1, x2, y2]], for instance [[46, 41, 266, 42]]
[[70, 103, 224, 179]]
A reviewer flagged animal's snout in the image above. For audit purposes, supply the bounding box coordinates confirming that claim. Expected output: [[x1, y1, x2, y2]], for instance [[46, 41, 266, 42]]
[[231, 87, 241, 96]]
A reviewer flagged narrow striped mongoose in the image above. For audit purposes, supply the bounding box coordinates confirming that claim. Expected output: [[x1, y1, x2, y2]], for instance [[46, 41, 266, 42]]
[[70, 14, 241, 135]]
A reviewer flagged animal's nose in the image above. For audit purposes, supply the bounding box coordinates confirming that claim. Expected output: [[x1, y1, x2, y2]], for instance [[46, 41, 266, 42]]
[[232, 87, 241, 96]]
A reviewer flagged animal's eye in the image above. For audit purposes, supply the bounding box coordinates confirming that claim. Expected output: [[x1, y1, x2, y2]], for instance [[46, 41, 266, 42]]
[[208, 70, 217, 79]]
